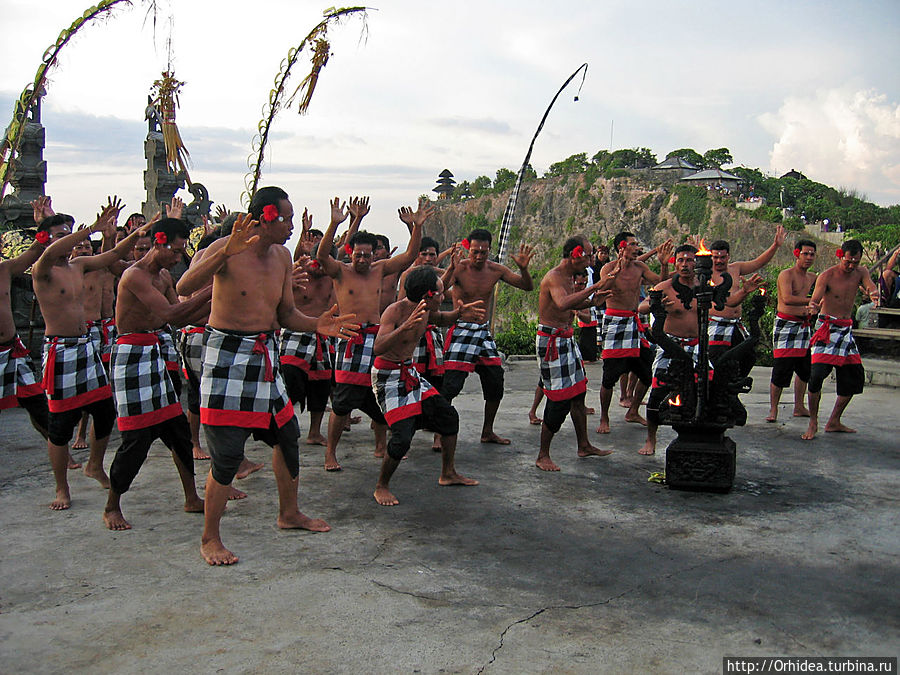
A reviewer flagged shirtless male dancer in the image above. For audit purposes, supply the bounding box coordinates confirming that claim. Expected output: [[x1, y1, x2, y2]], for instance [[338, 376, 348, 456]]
[[372, 266, 482, 505], [535, 238, 613, 471], [595, 232, 672, 434], [636, 245, 762, 456], [103, 217, 211, 530], [707, 225, 785, 364], [177, 186, 357, 566], [801, 239, 879, 440], [33, 199, 150, 509], [281, 210, 337, 447], [766, 239, 817, 422], [317, 196, 429, 471], [442, 229, 534, 444]]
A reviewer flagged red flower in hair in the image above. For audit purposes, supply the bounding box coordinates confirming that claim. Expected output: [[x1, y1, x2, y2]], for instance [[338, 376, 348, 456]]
[[262, 204, 280, 222], [154, 232, 168, 245], [344, 244, 353, 256], [425, 290, 437, 298], [461, 238, 470, 250], [618, 240, 628, 250], [309, 260, 321, 270], [35, 231, 50, 244], [571, 245, 584, 259], [835, 249, 844, 258], [668, 256, 676, 265], [793, 248, 801, 258]]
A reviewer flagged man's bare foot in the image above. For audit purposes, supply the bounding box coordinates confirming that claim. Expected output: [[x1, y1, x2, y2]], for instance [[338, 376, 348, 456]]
[[595, 419, 610, 434], [637, 441, 656, 456], [535, 457, 561, 471], [67, 454, 82, 469], [765, 412, 778, 423], [50, 490, 71, 510], [801, 421, 817, 440], [578, 445, 614, 458], [184, 496, 205, 513], [235, 459, 263, 480], [438, 473, 479, 486], [480, 433, 510, 445], [374, 486, 399, 506], [228, 486, 247, 500], [825, 422, 856, 433], [624, 412, 647, 426], [584, 407, 595, 415], [277, 512, 331, 531], [618, 398, 632, 408], [528, 413, 543, 425], [83, 466, 110, 489], [324, 453, 341, 471], [103, 509, 132, 530], [374, 446, 386, 459], [192, 446, 210, 460], [305, 434, 327, 446], [201, 539, 239, 566], [793, 408, 810, 418], [72, 438, 88, 450]]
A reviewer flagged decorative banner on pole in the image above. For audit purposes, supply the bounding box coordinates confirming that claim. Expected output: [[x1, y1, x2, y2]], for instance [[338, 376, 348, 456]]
[[495, 63, 588, 266]]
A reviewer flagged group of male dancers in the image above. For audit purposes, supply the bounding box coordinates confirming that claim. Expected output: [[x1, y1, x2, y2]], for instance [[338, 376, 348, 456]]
[[0, 188, 881, 565]]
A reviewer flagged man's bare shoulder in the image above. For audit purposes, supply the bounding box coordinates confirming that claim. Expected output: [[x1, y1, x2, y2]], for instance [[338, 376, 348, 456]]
[[654, 277, 674, 291]]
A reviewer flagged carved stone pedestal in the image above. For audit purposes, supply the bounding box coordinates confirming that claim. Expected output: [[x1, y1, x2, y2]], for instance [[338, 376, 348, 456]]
[[665, 425, 736, 493]]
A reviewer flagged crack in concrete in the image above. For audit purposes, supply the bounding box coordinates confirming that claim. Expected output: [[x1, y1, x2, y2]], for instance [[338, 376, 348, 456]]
[[368, 579, 446, 603]]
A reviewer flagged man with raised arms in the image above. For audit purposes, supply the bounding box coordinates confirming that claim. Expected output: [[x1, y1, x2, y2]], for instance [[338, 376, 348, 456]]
[[281, 210, 337, 447], [534, 238, 613, 472], [176, 186, 358, 566], [595, 232, 672, 434], [801, 239, 879, 440], [102, 217, 211, 530], [636, 245, 762, 456], [766, 239, 818, 422], [316, 196, 429, 471], [707, 226, 785, 363], [32, 199, 149, 509], [441, 229, 534, 445], [371, 266, 482, 505]]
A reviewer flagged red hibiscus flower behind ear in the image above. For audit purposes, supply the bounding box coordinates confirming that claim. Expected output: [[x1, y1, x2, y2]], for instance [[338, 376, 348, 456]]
[[35, 231, 50, 244], [461, 239, 470, 250], [571, 245, 584, 259], [154, 232, 168, 245], [262, 204, 280, 222]]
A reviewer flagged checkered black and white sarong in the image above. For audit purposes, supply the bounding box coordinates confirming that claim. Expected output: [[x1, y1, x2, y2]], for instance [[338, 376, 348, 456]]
[[41, 335, 112, 412], [773, 312, 811, 358], [280, 329, 334, 381], [708, 316, 749, 347], [443, 321, 502, 372], [111, 332, 182, 431], [810, 314, 861, 366], [651, 335, 713, 388], [0, 336, 43, 410], [88, 318, 116, 364], [334, 324, 380, 386], [156, 327, 180, 374], [200, 328, 294, 429], [179, 325, 206, 380], [411, 325, 445, 376], [371, 356, 439, 426], [600, 309, 650, 358], [535, 325, 587, 401]]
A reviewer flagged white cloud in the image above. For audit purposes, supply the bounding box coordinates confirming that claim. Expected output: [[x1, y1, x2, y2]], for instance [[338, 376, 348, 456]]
[[759, 88, 900, 205]]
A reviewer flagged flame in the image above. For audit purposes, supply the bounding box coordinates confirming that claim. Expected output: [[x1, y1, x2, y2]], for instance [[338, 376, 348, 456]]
[[671, 394, 682, 406], [760, 287, 766, 296], [696, 238, 711, 256]]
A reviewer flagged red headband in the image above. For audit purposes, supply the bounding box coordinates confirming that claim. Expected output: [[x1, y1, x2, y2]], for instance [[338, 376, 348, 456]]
[[154, 232, 168, 245]]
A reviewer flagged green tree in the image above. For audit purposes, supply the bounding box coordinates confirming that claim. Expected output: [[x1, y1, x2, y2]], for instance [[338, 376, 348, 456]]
[[545, 152, 589, 177], [666, 148, 704, 168], [702, 147, 733, 168], [493, 167, 517, 192], [472, 175, 492, 197]]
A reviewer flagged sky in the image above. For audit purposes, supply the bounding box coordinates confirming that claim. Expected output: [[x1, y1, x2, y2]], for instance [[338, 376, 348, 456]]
[[2, 0, 899, 250]]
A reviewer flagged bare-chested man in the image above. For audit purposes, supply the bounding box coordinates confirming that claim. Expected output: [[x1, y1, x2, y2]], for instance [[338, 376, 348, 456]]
[[707, 226, 785, 363], [535, 238, 613, 471], [442, 228, 534, 444], [176, 186, 358, 566], [102, 217, 211, 530], [316, 197, 428, 471], [595, 231, 672, 434], [371, 266, 482, 505], [281, 208, 337, 447], [32, 199, 150, 509], [801, 239, 879, 440], [0, 216, 50, 437], [636, 245, 762, 456], [767, 239, 818, 422]]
